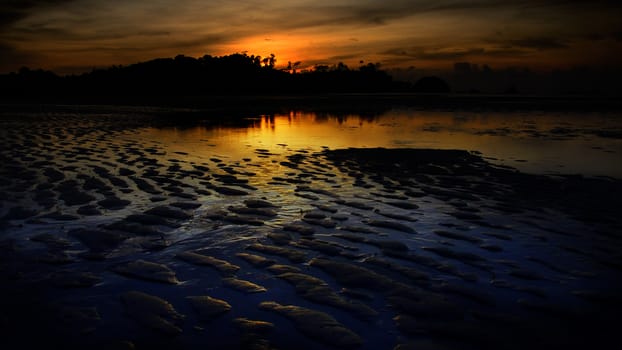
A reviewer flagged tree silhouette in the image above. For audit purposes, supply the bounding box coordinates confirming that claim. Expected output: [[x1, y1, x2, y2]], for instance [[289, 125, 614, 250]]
[[285, 61, 301, 74], [0, 52, 432, 97]]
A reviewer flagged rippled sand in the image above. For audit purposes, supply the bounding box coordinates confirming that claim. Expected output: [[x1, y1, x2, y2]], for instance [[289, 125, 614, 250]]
[[1, 111, 621, 349]]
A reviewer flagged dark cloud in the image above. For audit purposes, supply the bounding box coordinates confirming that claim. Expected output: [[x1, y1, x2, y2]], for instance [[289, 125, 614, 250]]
[[318, 0, 610, 26], [61, 33, 227, 54], [12, 26, 172, 42], [379, 44, 540, 68], [310, 1, 500, 28], [382, 48, 411, 57], [241, 0, 622, 49], [0, 0, 76, 28], [327, 53, 363, 61], [3, 1, 621, 34], [312, 0, 622, 28], [507, 37, 568, 50], [482, 47, 532, 57], [485, 35, 571, 51], [417, 48, 486, 60], [247, 1, 505, 31], [381, 47, 487, 60]]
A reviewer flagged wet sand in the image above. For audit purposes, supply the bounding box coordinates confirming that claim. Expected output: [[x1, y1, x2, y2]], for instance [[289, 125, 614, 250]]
[[1, 111, 621, 349]]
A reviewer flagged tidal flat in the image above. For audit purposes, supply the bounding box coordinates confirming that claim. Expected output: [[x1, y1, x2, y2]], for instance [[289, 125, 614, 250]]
[[1, 107, 621, 349]]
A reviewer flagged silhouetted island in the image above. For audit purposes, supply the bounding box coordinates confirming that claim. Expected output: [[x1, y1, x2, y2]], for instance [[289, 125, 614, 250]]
[[0, 53, 433, 98]]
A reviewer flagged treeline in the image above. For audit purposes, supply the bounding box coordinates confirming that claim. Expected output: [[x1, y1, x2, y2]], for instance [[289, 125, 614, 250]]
[[0, 53, 449, 97]]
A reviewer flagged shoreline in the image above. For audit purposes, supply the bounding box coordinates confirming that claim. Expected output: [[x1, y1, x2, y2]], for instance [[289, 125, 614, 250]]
[[3, 93, 622, 114]]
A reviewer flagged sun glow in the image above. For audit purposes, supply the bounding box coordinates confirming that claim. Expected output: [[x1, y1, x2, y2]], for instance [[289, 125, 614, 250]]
[[214, 34, 310, 69]]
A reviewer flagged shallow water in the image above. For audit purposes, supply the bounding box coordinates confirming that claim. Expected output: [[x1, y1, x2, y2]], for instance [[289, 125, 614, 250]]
[[139, 109, 622, 178], [0, 107, 621, 350]]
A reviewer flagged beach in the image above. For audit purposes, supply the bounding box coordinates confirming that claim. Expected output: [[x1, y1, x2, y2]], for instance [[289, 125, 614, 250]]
[[1, 107, 621, 349]]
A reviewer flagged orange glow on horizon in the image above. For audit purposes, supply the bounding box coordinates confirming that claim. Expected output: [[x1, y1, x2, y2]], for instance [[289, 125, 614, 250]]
[[214, 34, 327, 70]]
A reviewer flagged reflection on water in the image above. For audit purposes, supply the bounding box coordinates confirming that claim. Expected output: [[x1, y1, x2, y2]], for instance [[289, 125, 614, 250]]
[[142, 109, 622, 178]]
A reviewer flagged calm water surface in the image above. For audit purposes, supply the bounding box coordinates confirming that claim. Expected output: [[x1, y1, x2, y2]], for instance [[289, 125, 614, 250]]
[[141, 109, 622, 178]]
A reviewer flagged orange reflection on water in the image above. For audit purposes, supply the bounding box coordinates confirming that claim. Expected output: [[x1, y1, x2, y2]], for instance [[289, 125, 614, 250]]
[[139, 110, 622, 178]]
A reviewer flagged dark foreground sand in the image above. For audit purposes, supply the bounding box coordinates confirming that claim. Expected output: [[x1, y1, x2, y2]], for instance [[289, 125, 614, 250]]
[[1, 112, 621, 350]]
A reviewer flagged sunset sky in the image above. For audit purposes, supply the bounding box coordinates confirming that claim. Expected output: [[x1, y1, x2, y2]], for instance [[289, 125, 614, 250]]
[[1, 0, 621, 74]]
